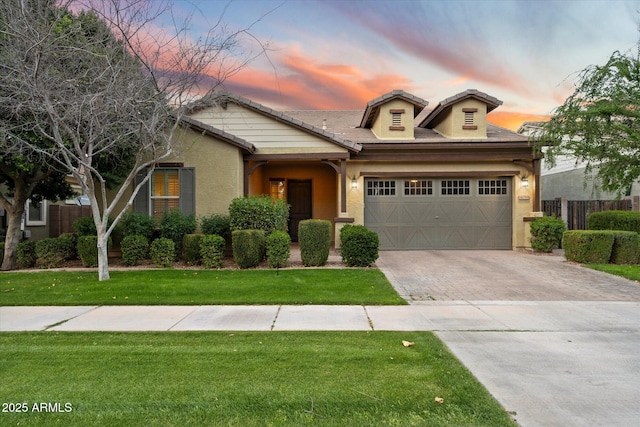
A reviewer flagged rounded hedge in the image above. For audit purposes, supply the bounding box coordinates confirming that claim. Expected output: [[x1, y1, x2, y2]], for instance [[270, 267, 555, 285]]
[[121, 235, 149, 266], [298, 219, 331, 267], [150, 238, 175, 268], [530, 216, 566, 253], [587, 210, 640, 234], [266, 230, 291, 269], [340, 224, 379, 267], [200, 234, 226, 269], [16, 240, 37, 269], [232, 229, 265, 268]]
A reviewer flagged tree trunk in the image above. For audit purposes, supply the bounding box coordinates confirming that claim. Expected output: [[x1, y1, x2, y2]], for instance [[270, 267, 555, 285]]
[[97, 233, 110, 281], [1, 206, 26, 271]]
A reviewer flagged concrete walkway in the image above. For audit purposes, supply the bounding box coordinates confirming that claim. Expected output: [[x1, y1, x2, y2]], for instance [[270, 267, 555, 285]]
[[2, 250, 640, 426]]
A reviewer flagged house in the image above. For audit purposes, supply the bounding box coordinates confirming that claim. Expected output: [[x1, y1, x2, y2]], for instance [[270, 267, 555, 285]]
[[518, 121, 640, 202], [128, 89, 541, 250]]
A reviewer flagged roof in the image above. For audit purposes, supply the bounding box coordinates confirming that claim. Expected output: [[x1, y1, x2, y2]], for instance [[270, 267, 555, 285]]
[[187, 92, 362, 153], [359, 90, 428, 128], [418, 89, 503, 128], [179, 115, 255, 154]]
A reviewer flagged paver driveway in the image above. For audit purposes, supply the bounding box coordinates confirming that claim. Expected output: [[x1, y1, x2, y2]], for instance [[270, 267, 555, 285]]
[[376, 250, 640, 302], [377, 250, 640, 426]]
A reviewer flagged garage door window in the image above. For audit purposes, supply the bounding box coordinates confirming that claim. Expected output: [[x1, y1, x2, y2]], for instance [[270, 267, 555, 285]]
[[441, 180, 470, 195], [479, 179, 508, 195], [367, 180, 395, 196], [404, 179, 433, 195]]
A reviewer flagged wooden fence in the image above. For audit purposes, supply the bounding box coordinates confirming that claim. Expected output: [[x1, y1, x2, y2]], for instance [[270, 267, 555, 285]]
[[49, 204, 92, 237], [542, 198, 634, 230]]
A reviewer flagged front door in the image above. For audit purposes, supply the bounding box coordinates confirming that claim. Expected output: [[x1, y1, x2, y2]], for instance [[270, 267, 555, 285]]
[[288, 179, 312, 242]]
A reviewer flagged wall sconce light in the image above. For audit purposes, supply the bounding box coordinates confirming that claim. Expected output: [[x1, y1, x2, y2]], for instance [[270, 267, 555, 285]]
[[520, 174, 529, 187], [351, 177, 358, 189]]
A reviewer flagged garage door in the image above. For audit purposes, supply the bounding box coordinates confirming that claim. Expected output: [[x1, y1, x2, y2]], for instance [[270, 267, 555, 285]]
[[364, 177, 512, 249]]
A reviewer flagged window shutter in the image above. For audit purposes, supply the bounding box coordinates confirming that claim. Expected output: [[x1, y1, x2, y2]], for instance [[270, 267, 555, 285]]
[[179, 168, 196, 215], [133, 171, 150, 215]]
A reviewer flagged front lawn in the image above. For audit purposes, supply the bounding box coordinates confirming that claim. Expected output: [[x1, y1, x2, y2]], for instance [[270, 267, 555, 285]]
[[0, 332, 517, 426], [0, 269, 406, 306], [586, 264, 640, 282]]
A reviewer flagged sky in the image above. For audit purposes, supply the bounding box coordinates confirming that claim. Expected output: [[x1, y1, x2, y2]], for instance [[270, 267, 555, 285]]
[[171, 0, 639, 130]]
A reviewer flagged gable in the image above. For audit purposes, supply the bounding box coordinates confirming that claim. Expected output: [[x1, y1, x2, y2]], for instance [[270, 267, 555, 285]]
[[359, 90, 428, 140], [419, 89, 502, 139]]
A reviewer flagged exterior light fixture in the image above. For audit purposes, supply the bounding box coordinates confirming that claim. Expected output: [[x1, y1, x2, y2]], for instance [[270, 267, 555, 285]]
[[351, 178, 358, 189], [520, 174, 529, 187]]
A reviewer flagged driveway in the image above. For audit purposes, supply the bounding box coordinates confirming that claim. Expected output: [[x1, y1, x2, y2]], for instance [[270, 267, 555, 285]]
[[376, 250, 640, 427]]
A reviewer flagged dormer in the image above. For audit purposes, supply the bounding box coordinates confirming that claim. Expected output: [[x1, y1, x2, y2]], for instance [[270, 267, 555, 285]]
[[359, 90, 428, 140], [418, 89, 502, 139]]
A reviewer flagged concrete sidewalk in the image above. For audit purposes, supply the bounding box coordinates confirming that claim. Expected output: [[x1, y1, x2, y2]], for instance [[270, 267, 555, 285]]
[[3, 301, 639, 333]]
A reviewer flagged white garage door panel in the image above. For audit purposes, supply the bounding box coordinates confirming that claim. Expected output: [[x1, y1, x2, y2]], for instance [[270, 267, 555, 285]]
[[364, 178, 512, 250]]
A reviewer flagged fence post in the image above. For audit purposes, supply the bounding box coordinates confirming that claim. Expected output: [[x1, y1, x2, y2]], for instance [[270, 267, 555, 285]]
[[560, 197, 568, 227], [627, 195, 639, 211]]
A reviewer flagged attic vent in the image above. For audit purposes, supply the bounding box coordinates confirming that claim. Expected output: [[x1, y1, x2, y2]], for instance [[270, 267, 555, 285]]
[[462, 108, 478, 130], [389, 109, 405, 131]]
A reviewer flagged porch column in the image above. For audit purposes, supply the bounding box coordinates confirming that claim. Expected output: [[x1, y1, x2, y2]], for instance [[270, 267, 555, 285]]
[[340, 159, 347, 214]]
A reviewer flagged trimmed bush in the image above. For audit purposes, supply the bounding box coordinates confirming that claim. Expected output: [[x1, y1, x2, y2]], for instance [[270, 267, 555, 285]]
[[530, 216, 567, 253], [160, 209, 196, 258], [182, 234, 204, 265], [35, 237, 76, 268], [150, 238, 175, 268], [340, 224, 379, 267], [229, 196, 289, 235], [77, 236, 112, 268], [562, 230, 615, 264], [588, 210, 640, 234], [120, 212, 155, 241], [200, 234, 226, 269], [121, 235, 149, 266], [200, 214, 231, 237], [16, 240, 37, 269], [73, 216, 97, 236], [266, 230, 291, 269], [232, 229, 265, 269], [298, 219, 331, 267], [609, 231, 640, 265]]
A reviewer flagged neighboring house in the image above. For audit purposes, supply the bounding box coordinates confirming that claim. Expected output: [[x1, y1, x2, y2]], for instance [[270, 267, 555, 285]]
[[517, 121, 640, 201], [126, 89, 540, 250]]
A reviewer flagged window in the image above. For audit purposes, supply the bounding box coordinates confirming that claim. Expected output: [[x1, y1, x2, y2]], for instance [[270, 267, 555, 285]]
[[270, 179, 285, 200], [151, 169, 180, 220], [479, 179, 508, 195], [389, 109, 405, 131], [404, 179, 432, 195], [441, 180, 470, 195], [367, 180, 396, 196], [462, 108, 478, 130], [134, 167, 195, 220], [26, 200, 47, 226]]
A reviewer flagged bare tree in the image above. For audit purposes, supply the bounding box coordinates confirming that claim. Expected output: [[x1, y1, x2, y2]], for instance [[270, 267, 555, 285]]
[[0, 0, 268, 279]]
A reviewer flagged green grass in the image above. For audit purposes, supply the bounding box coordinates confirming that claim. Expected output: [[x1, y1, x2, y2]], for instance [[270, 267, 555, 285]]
[[0, 332, 516, 426], [586, 263, 640, 281], [0, 269, 406, 306]]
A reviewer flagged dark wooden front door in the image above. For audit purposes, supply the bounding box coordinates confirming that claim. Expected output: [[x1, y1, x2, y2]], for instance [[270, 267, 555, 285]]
[[288, 179, 312, 242]]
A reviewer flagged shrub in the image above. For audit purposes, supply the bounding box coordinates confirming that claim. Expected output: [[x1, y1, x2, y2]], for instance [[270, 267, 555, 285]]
[[73, 216, 97, 236], [120, 211, 155, 241], [121, 235, 149, 266], [77, 236, 113, 268], [562, 230, 615, 264], [588, 210, 640, 234], [609, 231, 640, 265], [200, 214, 231, 237], [200, 234, 226, 269], [16, 240, 37, 269], [150, 238, 175, 268], [35, 237, 75, 268], [266, 230, 290, 268], [340, 224, 379, 267], [232, 229, 265, 268], [159, 209, 196, 257], [298, 219, 331, 267], [229, 196, 289, 235], [530, 216, 567, 253], [182, 234, 204, 265]]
